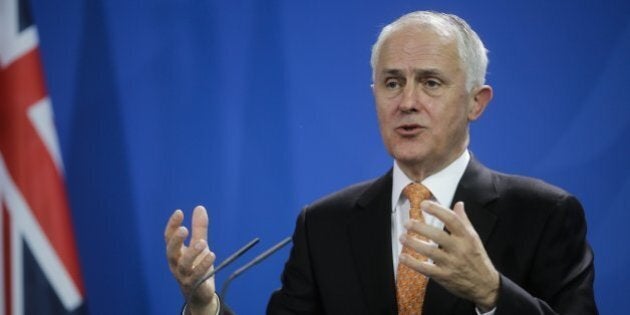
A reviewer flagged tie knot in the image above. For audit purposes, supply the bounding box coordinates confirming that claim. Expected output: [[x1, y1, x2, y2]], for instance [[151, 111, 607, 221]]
[[403, 183, 431, 210]]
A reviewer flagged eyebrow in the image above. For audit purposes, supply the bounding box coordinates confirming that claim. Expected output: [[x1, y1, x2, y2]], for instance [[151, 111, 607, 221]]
[[380, 68, 444, 78]]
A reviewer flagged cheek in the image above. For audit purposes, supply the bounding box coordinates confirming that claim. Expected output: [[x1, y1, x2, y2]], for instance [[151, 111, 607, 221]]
[[375, 102, 393, 124], [439, 110, 470, 141]]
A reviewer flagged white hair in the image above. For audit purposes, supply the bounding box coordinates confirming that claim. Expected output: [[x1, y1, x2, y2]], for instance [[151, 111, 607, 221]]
[[370, 11, 489, 91]]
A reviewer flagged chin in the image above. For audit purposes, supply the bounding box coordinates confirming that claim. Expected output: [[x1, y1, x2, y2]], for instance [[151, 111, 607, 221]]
[[390, 148, 429, 166], [384, 135, 433, 162]]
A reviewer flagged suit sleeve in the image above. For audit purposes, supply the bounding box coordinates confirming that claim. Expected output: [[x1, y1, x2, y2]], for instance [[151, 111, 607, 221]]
[[267, 208, 323, 315], [495, 195, 598, 315]]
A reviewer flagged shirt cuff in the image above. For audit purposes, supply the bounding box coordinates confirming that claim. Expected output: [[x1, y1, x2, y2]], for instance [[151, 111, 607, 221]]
[[181, 293, 221, 315], [475, 306, 496, 315]]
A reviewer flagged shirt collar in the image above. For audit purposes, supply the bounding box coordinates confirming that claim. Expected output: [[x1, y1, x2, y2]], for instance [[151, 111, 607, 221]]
[[391, 150, 470, 212]]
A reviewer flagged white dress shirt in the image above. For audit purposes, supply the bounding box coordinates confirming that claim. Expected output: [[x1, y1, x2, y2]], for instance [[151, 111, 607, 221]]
[[390, 150, 495, 315]]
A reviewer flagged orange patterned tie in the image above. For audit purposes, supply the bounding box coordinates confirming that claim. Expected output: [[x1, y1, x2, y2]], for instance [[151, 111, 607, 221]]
[[397, 183, 432, 315]]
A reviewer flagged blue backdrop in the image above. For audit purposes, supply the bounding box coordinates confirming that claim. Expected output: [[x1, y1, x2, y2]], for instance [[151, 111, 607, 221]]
[[28, 0, 629, 314]]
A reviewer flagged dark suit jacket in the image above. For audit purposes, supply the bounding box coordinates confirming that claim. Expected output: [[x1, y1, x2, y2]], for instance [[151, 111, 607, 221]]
[[266, 158, 597, 314]]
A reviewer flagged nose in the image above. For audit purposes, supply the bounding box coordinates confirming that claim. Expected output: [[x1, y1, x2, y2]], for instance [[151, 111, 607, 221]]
[[399, 83, 418, 113]]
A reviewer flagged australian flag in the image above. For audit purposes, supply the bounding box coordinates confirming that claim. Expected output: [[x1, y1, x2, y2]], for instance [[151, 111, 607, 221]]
[[0, 0, 87, 314]]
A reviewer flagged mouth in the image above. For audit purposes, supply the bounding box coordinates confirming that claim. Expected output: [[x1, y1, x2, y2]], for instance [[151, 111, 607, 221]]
[[395, 124, 425, 136]]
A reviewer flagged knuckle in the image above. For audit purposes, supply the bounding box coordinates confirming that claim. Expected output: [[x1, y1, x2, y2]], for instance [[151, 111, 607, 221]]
[[166, 243, 178, 257], [412, 220, 422, 229], [207, 251, 216, 264], [167, 233, 182, 248], [417, 242, 430, 256], [168, 255, 179, 267], [165, 228, 178, 243], [199, 255, 211, 269]]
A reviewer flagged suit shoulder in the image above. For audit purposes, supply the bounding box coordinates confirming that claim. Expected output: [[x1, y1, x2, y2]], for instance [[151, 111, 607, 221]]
[[491, 170, 578, 206], [308, 178, 375, 211]]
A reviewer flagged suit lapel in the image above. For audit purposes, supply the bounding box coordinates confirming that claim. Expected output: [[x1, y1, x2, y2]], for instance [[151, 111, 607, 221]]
[[346, 170, 398, 313], [344, 158, 500, 314], [452, 157, 499, 244], [423, 157, 499, 314]]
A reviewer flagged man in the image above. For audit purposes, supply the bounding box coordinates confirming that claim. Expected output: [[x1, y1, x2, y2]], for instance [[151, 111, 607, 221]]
[[165, 11, 597, 315]]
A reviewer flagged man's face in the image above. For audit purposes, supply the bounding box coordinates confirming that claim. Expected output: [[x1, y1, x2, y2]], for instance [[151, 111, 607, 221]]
[[373, 26, 482, 177]]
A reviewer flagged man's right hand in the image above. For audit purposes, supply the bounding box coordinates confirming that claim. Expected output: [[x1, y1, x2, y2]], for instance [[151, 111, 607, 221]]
[[165, 206, 219, 315]]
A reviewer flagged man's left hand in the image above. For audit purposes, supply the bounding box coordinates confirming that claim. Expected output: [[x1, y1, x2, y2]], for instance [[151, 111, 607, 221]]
[[399, 201, 499, 311]]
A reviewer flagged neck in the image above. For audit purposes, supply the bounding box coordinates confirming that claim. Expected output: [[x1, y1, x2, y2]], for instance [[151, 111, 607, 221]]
[[398, 147, 467, 182]]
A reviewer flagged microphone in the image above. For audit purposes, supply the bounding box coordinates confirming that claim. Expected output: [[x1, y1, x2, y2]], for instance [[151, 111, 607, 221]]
[[219, 236, 292, 301], [184, 237, 260, 308]]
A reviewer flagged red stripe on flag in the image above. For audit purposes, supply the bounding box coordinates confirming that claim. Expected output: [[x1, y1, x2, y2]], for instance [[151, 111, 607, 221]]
[[0, 49, 47, 111], [0, 48, 85, 294]]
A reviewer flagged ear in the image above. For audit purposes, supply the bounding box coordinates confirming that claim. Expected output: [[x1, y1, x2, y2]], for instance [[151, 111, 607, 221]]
[[467, 85, 493, 121]]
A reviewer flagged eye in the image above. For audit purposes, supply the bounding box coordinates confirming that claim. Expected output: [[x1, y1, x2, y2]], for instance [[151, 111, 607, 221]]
[[423, 78, 442, 89], [384, 78, 403, 90]]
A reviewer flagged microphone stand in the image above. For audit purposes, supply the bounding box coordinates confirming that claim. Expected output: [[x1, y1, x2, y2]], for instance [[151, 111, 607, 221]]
[[220, 236, 292, 303]]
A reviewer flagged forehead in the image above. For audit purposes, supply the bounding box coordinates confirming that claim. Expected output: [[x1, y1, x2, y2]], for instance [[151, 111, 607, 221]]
[[376, 26, 461, 74]]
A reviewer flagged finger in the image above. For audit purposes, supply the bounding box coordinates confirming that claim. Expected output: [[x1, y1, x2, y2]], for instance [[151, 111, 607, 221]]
[[400, 234, 448, 263], [164, 209, 184, 244], [405, 219, 452, 249], [421, 200, 466, 235], [191, 249, 216, 281], [399, 253, 441, 278], [191, 205, 209, 244], [452, 201, 482, 242], [453, 201, 471, 225], [179, 239, 208, 276], [166, 226, 188, 267]]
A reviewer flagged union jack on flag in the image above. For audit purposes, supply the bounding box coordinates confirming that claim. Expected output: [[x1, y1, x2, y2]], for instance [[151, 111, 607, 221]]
[[0, 0, 87, 314]]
